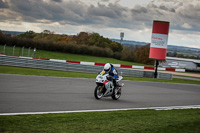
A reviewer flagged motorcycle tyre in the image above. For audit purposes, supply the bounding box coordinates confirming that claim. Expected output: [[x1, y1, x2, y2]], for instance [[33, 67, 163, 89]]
[[112, 87, 121, 100], [94, 86, 104, 100]]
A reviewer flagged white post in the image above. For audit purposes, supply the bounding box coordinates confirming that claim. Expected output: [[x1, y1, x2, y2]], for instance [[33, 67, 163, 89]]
[[28, 47, 31, 57], [13, 45, 15, 56], [22, 47, 24, 56], [3, 44, 6, 54], [33, 48, 36, 58]]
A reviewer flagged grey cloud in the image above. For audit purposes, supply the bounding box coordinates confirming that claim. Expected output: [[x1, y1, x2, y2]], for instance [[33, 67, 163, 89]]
[[0, 0, 9, 8], [100, 0, 110, 2], [1, 0, 200, 33], [175, 3, 200, 27], [88, 3, 125, 19], [6, 0, 65, 22], [3, 0, 128, 25], [153, 0, 196, 2], [158, 5, 175, 12], [170, 8, 176, 12], [131, 5, 148, 13], [130, 1, 200, 31], [52, 0, 63, 2]]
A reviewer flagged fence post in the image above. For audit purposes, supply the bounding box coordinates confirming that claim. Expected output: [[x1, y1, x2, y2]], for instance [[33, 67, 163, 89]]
[[33, 48, 36, 58], [22, 47, 24, 56], [28, 47, 31, 57], [3, 44, 6, 54], [13, 45, 15, 56]]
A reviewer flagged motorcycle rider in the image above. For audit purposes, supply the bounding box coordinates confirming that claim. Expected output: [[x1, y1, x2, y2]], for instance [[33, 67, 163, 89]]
[[100, 63, 120, 88]]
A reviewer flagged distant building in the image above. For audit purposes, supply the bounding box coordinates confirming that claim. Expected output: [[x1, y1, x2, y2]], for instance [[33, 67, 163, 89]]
[[160, 57, 200, 70]]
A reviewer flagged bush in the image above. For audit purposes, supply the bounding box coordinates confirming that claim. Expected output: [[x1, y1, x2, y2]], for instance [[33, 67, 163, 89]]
[[113, 52, 122, 60], [136, 44, 154, 65]]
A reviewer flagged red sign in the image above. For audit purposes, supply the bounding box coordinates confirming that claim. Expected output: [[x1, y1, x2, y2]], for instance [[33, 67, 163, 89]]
[[149, 20, 170, 60]]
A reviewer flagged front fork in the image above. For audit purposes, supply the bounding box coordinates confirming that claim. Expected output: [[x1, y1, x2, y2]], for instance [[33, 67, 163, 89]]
[[100, 85, 106, 94]]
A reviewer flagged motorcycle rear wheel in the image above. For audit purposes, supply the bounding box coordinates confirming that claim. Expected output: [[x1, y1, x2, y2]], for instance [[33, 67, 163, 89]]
[[94, 86, 104, 100], [112, 87, 121, 100]]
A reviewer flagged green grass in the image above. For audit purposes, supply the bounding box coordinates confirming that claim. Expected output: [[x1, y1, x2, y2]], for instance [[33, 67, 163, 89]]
[[0, 65, 96, 78], [0, 109, 200, 133], [0, 45, 151, 66], [0, 45, 35, 57], [174, 74, 200, 79], [37, 50, 146, 66], [1, 65, 200, 84]]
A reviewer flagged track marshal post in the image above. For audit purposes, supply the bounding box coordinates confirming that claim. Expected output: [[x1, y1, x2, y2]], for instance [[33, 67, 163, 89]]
[[149, 20, 170, 78]]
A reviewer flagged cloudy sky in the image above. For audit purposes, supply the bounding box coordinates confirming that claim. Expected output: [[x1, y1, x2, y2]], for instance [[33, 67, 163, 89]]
[[0, 0, 200, 48]]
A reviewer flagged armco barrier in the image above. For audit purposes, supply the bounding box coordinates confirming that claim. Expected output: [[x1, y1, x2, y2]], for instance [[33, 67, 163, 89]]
[[0, 55, 172, 80]]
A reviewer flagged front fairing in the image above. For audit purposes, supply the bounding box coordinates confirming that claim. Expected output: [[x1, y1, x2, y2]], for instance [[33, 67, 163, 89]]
[[96, 74, 109, 83]]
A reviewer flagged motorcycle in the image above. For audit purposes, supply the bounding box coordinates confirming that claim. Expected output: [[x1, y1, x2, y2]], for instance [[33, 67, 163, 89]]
[[94, 73, 124, 100]]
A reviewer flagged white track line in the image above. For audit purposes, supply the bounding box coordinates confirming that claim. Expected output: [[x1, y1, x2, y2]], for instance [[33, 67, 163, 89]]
[[1, 105, 200, 116]]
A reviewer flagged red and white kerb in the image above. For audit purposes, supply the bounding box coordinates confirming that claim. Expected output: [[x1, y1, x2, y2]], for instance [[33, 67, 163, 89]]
[[149, 20, 170, 60]]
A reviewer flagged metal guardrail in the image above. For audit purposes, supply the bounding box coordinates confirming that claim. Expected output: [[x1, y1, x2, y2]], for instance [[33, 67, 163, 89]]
[[0, 55, 172, 80]]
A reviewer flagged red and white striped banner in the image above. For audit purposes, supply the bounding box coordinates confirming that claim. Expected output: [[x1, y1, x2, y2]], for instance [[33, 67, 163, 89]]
[[149, 20, 170, 60]]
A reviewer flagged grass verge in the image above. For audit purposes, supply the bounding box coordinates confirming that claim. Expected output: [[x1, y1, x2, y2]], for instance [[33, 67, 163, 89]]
[[0, 65, 200, 84], [0, 109, 200, 133]]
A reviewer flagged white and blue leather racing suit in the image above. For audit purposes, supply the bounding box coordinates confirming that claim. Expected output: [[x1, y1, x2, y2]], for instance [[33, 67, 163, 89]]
[[107, 66, 119, 79], [101, 64, 119, 88]]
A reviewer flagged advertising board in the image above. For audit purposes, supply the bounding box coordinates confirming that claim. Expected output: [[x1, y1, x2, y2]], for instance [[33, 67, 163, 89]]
[[149, 20, 170, 60]]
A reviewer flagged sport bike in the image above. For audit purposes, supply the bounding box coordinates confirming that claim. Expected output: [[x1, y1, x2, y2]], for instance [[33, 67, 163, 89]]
[[94, 73, 124, 100]]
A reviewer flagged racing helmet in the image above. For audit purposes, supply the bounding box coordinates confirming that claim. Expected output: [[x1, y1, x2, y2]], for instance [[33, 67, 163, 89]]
[[104, 63, 111, 72]]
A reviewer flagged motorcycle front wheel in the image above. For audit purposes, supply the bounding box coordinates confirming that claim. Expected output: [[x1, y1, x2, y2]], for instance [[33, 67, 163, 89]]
[[94, 86, 104, 100], [112, 87, 121, 100]]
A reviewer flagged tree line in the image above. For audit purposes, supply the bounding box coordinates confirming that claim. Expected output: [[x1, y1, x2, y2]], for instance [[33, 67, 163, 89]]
[[0, 30, 154, 65]]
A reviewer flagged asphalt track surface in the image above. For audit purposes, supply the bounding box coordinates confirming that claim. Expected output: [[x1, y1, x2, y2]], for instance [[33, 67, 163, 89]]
[[0, 74, 200, 113]]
